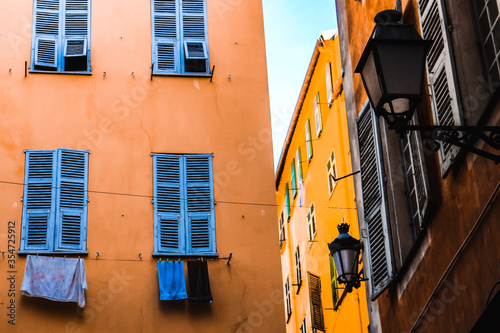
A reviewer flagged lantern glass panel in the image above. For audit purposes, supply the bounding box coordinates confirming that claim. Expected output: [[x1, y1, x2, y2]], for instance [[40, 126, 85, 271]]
[[332, 248, 359, 282], [361, 51, 383, 109], [376, 43, 427, 98], [382, 97, 410, 115]]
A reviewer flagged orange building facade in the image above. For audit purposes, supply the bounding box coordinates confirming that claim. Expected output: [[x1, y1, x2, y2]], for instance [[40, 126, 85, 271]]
[[335, 0, 500, 332], [0, 0, 285, 332], [276, 32, 370, 333]]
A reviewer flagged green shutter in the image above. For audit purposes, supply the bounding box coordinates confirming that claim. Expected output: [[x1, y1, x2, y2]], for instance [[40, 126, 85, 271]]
[[329, 256, 339, 309], [291, 158, 297, 198], [285, 183, 291, 220]]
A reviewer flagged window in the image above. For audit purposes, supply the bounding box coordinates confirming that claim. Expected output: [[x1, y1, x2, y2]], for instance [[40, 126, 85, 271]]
[[329, 256, 340, 310], [291, 158, 297, 198], [31, 0, 90, 72], [295, 246, 302, 291], [314, 93, 323, 137], [326, 149, 337, 196], [152, 0, 210, 75], [356, 104, 430, 300], [307, 203, 316, 241], [296, 147, 303, 183], [20, 149, 89, 253], [308, 272, 325, 332], [416, 0, 463, 177], [326, 62, 333, 103], [152, 153, 216, 255], [285, 276, 292, 322], [279, 210, 286, 248], [300, 317, 307, 333], [473, 0, 500, 83], [305, 120, 314, 161]]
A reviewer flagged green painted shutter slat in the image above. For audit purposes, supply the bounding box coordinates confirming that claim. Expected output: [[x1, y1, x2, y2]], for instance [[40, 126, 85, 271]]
[[308, 272, 325, 331], [417, 0, 462, 177], [329, 256, 339, 309], [357, 106, 394, 300], [55, 149, 88, 252], [21, 150, 57, 252]]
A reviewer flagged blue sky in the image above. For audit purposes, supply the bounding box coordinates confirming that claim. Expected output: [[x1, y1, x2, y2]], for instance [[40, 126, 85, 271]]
[[262, 0, 338, 168]]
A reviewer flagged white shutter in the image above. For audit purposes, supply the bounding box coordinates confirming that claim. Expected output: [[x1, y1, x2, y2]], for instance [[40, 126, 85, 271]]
[[357, 106, 394, 300], [417, 0, 463, 177]]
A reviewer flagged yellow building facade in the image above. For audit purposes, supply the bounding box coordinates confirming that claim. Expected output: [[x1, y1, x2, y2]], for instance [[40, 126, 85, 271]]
[[276, 32, 369, 333], [0, 0, 285, 332]]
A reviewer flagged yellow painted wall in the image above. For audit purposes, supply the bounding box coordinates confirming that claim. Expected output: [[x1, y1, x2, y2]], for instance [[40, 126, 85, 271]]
[[276, 35, 369, 333], [0, 0, 285, 332]]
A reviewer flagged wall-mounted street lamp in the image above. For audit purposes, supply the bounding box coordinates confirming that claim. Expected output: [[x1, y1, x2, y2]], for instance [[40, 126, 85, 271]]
[[328, 223, 365, 293], [355, 10, 500, 163]]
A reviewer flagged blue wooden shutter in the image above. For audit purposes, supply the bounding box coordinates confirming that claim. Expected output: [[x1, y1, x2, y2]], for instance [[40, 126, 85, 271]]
[[33, 0, 60, 68], [63, 0, 89, 59], [153, 154, 184, 254], [185, 155, 215, 254], [54, 149, 88, 252], [180, 0, 208, 72], [153, 0, 178, 73], [357, 106, 394, 300], [21, 150, 57, 252]]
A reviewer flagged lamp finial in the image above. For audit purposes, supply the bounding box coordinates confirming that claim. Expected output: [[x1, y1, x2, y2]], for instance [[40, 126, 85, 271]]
[[337, 223, 350, 234]]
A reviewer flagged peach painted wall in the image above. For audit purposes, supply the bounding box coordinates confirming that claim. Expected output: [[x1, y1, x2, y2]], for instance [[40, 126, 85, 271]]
[[0, 0, 285, 332], [276, 36, 369, 333]]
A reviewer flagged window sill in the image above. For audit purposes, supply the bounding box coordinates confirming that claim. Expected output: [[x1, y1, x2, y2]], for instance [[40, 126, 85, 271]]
[[152, 73, 212, 78], [152, 252, 219, 258], [29, 70, 92, 76], [17, 251, 88, 256]]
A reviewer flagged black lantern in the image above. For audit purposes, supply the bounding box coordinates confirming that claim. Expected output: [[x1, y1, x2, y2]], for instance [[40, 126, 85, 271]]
[[328, 223, 363, 292], [355, 10, 431, 134], [355, 10, 500, 163]]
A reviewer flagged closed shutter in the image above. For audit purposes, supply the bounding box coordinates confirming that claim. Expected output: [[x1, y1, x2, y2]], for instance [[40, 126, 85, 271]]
[[21, 150, 57, 252], [308, 272, 325, 332], [154, 154, 184, 254], [34, 0, 60, 67], [153, 0, 178, 73], [63, 0, 89, 57], [357, 106, 394, 300], [185, 155, 215, 254], [417, 0, 462, 177], [55, 149, 88, 252]]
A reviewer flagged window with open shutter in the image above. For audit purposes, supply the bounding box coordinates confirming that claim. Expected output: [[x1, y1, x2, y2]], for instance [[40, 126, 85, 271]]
[[285, 276, 292, 322], [152, 0, 209, 75], [32, 0, 90, 72], [305, 119, 314, 161], [308, 272, 325, 332], [291, 158, 297, 199], [295, 246, 302, 290], [153, 153, 215, 255], [314, 93, 323, 137], [356, 106, 394, 300], [417, 0, 463, 177], [21, 149, 89, 253]]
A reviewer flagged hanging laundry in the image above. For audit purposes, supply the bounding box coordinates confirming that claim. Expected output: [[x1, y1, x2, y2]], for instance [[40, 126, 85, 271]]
[[21, 255, 87, 307], [157, 261, 187, 301], [187, 261, 213, 303]]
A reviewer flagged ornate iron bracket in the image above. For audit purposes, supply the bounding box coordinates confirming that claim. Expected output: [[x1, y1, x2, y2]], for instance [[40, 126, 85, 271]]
[[402, 125, 500, 164]]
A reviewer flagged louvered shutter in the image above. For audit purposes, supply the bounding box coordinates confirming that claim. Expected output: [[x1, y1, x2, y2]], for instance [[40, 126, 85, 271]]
[[34, 0, 60, 67], [417, 0, 462, 177], [55, 149, 88, 252], [329, 256, 339, 309], [153, 0, 178, 73], [291, 159, 297, 198], [185, 155, 215, 254], [63, 0, 89, 57], [154, 154, 185, 254], [181, 0, 207, 61], [21, 150, 57, 252], [357, 106, 394, 300], [308, 273, 325, 332]]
